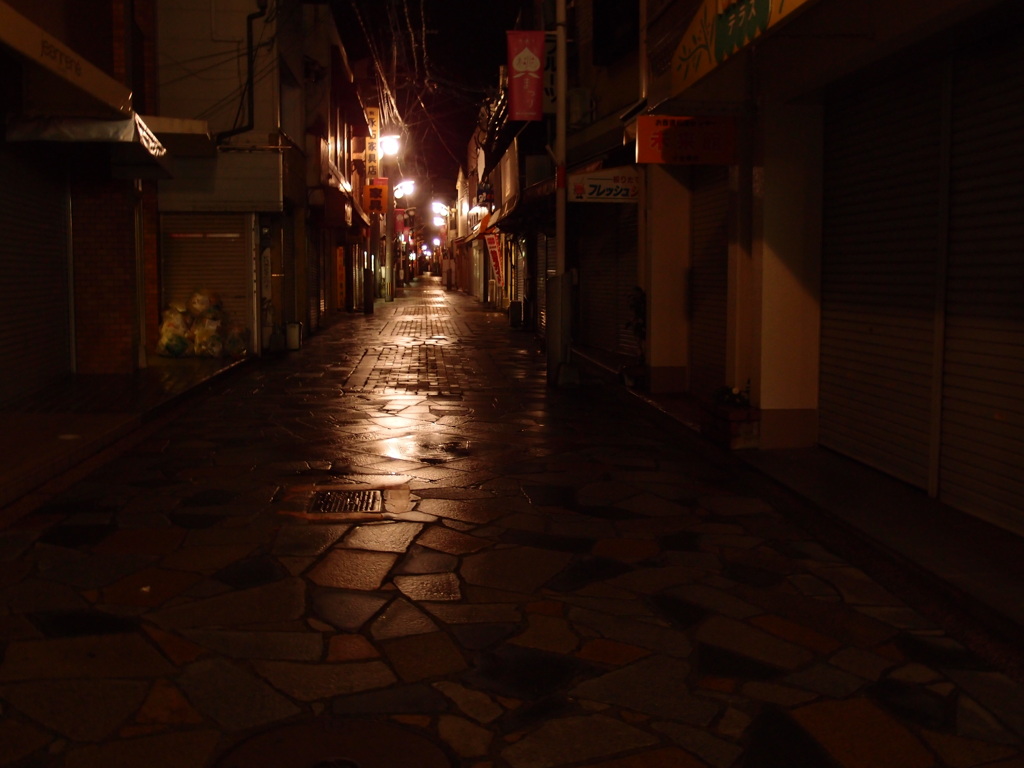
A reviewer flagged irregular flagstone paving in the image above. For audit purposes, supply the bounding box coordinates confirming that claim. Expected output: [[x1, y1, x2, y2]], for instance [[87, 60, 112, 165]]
[[1, 276, 1023, 767]]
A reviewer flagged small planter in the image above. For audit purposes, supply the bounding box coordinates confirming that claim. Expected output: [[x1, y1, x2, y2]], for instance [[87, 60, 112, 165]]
[[620, 363, 648, 391], [701, 404, 760, 450]]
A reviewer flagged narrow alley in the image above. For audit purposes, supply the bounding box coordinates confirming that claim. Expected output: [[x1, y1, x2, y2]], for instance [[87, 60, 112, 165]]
[[1, 277, 1023, 768]]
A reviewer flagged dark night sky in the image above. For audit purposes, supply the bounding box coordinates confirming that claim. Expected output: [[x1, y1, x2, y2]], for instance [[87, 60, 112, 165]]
[[331, 0, 527, 200]]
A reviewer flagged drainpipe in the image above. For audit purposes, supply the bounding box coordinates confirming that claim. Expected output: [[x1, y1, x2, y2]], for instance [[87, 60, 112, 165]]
[[215, 0, 268, 144]]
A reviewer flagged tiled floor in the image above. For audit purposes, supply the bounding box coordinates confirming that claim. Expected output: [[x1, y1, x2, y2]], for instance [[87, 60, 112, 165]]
[[0, 276, 1022, 767]]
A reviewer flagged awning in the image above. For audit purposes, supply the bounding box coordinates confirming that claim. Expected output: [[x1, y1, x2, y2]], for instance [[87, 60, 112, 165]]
[[668, 0, 820, 94], [142, 115, 216, 157], [6, 113, 172, 179], [465, 212, 492, 241], [0, 1, 132, 119]]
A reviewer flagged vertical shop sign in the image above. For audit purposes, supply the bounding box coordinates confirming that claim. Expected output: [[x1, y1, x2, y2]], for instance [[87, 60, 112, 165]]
[[364, 106, 380, 178], [484, 232, 504, 287], [507, 31, 545, 121], [364, 179, 388, 215]]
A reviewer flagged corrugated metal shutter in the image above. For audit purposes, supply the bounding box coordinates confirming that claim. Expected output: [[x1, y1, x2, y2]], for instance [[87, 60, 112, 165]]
[[0, 146, 70, 404], [688, 165, 729, 398], [940, 28, 1024, 530], [515, 235, 527, 302], [161, 213, 253, 336], [536, 233, 550, 336], [576, 204, 639, 356], [819, 65, 943, 489], [472, 240, 485, 301]]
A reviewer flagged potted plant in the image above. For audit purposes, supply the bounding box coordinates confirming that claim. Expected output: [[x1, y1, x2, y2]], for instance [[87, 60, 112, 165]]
[[701, 381, 760, 449]]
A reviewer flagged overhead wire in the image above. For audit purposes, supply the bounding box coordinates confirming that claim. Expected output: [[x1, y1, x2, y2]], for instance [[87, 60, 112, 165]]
[[194, 56, 277, 122], [158, 47, 251, 89], [347, 0, 403, 133]]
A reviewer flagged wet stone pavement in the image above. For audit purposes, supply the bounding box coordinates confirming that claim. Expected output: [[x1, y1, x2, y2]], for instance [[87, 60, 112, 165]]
[[2, 277, 1024, 767]]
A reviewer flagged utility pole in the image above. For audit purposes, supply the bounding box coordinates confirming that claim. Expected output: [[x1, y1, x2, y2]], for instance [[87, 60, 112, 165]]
[[547, 0, 574, 385], [384, 46, 397, 302]]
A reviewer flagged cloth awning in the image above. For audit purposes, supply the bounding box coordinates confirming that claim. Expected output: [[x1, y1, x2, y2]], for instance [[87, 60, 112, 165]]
[[142, 115, 216, 157], [0, 1, 132, 119], [6, 113, 172, 178]]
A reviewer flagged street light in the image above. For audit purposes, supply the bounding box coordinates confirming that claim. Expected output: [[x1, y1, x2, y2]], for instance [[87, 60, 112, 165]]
[[379, 133, 401, 158], [394, 179, 415, 200], [379, 132, 401, 300]]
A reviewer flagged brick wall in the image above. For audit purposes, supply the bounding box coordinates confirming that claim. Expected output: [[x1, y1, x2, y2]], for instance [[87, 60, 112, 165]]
[[71, 171, 139, 375], [142, 180, 161, 351]]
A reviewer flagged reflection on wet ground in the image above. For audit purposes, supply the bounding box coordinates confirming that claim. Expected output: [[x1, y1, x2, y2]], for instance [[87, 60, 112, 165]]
[[0, 276, 1022, 767]]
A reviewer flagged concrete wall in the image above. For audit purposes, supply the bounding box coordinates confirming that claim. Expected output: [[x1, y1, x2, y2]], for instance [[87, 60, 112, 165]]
[[755, 102, 822, 448], [158, 152, 283, 211], [644, 165, 690, 393], [156, 0, 278, 138]]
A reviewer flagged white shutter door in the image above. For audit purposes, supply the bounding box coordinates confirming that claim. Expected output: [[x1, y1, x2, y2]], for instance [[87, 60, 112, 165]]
[[940, 28, 1024, 531], [161, 214, 253, 336], [819, 66, 943, 489]]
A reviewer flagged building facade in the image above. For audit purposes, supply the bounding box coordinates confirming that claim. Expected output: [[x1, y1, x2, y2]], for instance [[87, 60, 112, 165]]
[[0, 0, 371, 408], [155, 0, 370, 353], [0, 0, 166, 402], [642, 0, 1024, 535], [479, 0, 1024, 536]]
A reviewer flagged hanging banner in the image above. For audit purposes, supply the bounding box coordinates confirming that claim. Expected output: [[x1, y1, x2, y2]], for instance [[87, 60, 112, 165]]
[[507, 31, 545, 121], [484, 232, 504, 287], [569, 166, 640, 203], [635, 115, 737, 165]]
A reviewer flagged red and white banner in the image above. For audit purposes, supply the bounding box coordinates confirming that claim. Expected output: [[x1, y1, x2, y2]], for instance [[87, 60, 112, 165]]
[[507, 31, 545, 121], [484, 232, 504, 287]]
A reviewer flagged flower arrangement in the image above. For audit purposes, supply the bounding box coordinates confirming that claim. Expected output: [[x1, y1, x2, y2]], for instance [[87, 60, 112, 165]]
[[712, 382, 751, 408], [703, 380, 758, 449]]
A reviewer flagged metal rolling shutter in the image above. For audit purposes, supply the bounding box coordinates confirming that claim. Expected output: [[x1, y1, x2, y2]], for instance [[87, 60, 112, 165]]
[[576, 204, 639, 356], [819, 66, 943, 489], [515, 235, 527, 302], [161, 214, 253, 337], [0, 147, 70, 404], [940, 29, 1024, 531], [688, 165, 729, 398]]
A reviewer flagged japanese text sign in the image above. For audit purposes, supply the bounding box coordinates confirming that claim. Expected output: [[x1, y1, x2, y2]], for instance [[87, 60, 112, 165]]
[[636, 115, 736, 165], [569, 166, 639, 203], [363, 180, 387, 215], [364, 106, 380, 178]]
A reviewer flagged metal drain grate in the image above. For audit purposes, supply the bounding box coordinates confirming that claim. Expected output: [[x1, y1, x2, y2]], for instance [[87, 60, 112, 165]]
[[310, 490, 382, 514]]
